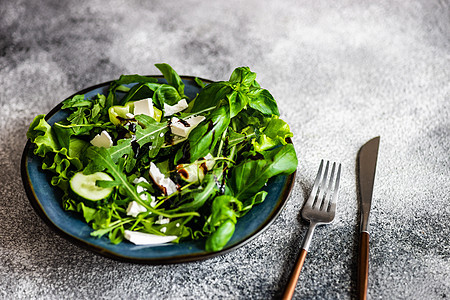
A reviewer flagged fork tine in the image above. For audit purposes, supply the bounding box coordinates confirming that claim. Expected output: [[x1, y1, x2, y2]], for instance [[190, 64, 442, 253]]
[[313, 160, 330, 209], [321, 162, 337, 211], [329, 163, 342, 212], [305, 160, 324, 206]]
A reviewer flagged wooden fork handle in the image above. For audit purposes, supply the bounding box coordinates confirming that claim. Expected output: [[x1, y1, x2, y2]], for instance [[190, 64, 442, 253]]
[[282, 249, 308, 300], [357, 232, 370, 300]]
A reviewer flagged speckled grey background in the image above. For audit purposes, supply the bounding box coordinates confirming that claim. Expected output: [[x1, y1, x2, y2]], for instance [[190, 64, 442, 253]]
[[1, 0, 449, 299]]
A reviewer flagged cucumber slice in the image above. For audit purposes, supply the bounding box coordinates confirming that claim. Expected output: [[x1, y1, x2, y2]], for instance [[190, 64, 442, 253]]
[[70, 172, 114, 202]]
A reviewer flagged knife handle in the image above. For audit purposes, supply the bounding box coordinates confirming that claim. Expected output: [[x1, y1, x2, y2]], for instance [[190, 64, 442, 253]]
[[357, 232, 369, 300], [282, 249, 307, 300]]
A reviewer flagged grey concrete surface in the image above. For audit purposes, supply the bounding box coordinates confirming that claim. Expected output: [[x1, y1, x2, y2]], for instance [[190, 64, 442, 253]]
[[1, 0, 449, 299]]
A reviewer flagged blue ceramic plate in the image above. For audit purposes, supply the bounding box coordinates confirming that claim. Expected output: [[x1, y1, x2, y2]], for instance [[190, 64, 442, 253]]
[[21, 76, 296, 264]]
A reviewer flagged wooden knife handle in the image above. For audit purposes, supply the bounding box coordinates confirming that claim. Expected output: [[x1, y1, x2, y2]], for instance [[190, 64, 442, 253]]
[[357, 232, 370, 300], [282, 249, 307, 300]]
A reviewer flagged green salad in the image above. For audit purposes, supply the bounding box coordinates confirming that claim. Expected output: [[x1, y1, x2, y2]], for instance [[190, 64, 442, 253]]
[[27, 63, 297, 252]]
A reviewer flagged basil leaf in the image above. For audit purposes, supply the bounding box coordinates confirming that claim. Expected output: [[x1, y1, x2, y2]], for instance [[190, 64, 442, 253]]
[[155, 63, 185, 97], [228, 144, 298, 201], [205, 219, 235, 252], [208, 195, 242, 227], [182, 105, 230, 162], [191, 82, 232, 113], [154, 84, 182, 106], [204, 195, 242, 252], [248, 88, 279, 116], [120, 82, 160, 105], [228, 91, 249, 118], [229, 66, 257, 86], [107, 74, 158, 107], [112, 74, 159, 86]]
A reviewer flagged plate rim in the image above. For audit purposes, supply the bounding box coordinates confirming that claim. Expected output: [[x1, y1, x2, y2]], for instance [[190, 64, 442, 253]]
[[20, 75, 297, 264]]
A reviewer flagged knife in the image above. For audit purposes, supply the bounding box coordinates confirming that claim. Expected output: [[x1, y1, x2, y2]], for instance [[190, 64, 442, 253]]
[[357, 136, 380, 300]]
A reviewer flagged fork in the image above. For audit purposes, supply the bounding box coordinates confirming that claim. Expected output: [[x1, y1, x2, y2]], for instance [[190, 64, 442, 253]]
[[282, 160, 342, 300]]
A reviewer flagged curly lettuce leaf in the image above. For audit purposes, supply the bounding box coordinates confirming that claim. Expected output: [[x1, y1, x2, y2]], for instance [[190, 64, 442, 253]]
[[27, 115, 86, 189], [27, 115, 59, 156], [252, 117, 293, 152]]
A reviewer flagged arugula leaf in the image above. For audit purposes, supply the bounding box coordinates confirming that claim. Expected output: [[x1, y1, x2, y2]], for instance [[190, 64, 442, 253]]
[[134, 115, 168, 148], [194, 77, 206, 88], [106, 116, 168, 165], [90, 94, 107, 122], [59, 94, 108, 136], [107, 138, 133, 162], [239, 190, 267, 216], [169, 172, 219, 212], [61, 94, 91, 109]]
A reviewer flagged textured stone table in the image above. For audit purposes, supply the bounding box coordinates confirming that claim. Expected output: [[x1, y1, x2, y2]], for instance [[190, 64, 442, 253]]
[[1, 1, 449, 299]]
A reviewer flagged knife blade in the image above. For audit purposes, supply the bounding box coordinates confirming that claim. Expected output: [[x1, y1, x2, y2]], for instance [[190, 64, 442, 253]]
[[357, 136, 380, 300]]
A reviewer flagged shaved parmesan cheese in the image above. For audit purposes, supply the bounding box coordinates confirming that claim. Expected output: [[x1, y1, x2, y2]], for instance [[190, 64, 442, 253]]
[[90, 130, 113, 148], [124, 230, 177, 245], [164, 99, 189, 116], [133, 177, 148, 184], [170, 115, 206, 138], [133, 98, 154, 117], [155, 215, 170, 225], [126, 201, 147, 217], [149, 162, 177, 195]]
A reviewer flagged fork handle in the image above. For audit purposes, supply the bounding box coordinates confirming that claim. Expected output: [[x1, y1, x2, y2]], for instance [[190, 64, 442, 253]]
[[282, 249, 307, 300], [282, 223, 317, 299], [357, 232, 370, 300]]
